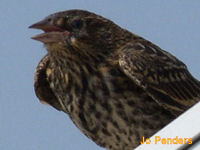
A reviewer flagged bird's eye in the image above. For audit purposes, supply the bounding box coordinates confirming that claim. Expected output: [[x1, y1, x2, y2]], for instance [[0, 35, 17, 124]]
[[71, 19, 83, 29]]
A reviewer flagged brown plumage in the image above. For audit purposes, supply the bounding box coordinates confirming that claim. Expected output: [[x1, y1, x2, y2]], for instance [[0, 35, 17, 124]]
[[29, 9, 200, 150]]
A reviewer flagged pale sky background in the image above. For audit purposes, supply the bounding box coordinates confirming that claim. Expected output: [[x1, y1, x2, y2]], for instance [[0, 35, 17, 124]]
[[1, 1, 200, 150]]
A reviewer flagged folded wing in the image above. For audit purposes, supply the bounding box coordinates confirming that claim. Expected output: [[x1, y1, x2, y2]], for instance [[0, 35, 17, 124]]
[[119, 41, 200, 115]]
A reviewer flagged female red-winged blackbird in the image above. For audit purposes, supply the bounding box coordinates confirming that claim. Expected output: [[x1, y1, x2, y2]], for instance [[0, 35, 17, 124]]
[[30, 10, 200, 150]]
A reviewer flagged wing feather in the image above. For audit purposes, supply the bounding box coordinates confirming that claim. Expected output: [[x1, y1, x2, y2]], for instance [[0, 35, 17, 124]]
[[119, 41, 200, 114], [34, 54, 62, 111]]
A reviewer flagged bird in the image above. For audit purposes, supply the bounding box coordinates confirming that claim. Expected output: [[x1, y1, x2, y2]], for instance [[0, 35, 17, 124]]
[[29, 9, 200, 150]]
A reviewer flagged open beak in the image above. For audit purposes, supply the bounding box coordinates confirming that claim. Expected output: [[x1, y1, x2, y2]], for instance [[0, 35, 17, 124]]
[[29, 18, 70, 43]]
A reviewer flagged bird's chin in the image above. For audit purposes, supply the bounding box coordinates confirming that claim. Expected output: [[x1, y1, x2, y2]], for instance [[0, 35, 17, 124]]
[[31, 31, 71, 44]]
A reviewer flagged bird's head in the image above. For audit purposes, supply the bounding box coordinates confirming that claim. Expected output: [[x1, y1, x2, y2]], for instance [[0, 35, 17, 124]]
[[29, 9, 132, 59]]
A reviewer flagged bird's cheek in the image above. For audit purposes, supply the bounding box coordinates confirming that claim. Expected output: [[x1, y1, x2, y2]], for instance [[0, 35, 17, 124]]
[[70, 36, 78, 46], [66, 35, 79, 48]]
